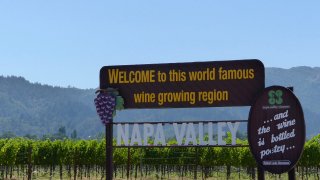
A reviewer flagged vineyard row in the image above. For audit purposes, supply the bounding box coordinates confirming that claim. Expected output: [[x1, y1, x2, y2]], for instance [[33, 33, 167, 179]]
[[0, 134, 319, 179]]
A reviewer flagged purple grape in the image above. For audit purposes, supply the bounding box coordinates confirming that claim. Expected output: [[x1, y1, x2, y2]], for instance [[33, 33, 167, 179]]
[[94, 92, 116, 125]]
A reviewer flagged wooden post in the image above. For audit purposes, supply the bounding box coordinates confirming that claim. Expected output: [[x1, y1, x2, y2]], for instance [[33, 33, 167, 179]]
[[287, 86, 296, 180], [288, 168, 296, 180], [127, 147, 131, 179], [106, 122, 113, 180], [257, 165, 265, 180], [194, 148, 198, 180], [27, 146, 32, 180]]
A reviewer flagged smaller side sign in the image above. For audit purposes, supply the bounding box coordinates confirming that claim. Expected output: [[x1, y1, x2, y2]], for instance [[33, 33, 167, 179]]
[[248, 86, 305, 174]]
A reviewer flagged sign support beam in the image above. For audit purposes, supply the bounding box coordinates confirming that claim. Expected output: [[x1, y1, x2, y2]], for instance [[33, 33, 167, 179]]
[[288, 168, 296, 180], [288, 87, 296, 180], [106, 122, 113, 180], [257, 165, 265, 180]]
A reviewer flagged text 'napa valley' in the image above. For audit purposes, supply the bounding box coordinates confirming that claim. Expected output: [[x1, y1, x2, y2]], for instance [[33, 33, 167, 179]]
[[116, 122, 240, 146]]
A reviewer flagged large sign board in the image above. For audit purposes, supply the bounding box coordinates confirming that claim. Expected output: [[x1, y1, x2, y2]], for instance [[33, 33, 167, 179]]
[[100, 59, 265, 108], [248, 86, 305, 174]]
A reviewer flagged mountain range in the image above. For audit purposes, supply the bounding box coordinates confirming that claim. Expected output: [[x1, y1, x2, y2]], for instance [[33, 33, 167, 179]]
[[0, 66, 319, 138]]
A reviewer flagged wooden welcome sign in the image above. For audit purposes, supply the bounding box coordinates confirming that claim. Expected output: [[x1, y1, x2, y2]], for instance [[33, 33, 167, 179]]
[[99, 59, 265, 108]]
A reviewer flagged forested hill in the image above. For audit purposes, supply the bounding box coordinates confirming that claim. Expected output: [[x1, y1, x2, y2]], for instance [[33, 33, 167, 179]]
[[0, 66, 319, 138], [0, 76, 98, 138]]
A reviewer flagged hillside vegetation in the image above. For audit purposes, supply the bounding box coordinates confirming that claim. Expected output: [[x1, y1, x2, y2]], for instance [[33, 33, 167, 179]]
[[0, 66, 319, 138]]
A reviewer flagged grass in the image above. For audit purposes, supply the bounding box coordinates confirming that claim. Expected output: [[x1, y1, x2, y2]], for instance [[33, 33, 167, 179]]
[[2, 166, 320, 179]]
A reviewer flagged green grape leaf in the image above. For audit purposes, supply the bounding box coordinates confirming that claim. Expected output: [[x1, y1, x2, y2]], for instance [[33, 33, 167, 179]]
[[115, 96, 124, 110]]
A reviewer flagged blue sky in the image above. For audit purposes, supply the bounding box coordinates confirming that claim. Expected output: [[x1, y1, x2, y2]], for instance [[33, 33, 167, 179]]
[[0, 1, 319, 89]]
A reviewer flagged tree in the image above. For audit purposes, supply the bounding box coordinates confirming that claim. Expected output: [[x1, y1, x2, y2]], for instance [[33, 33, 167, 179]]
[[54, 126, 68, 140], [24, 134, 37, 139], [0, 131, 16, 139], [58, 126, 66, 135], [71, 129, 77, 139]]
